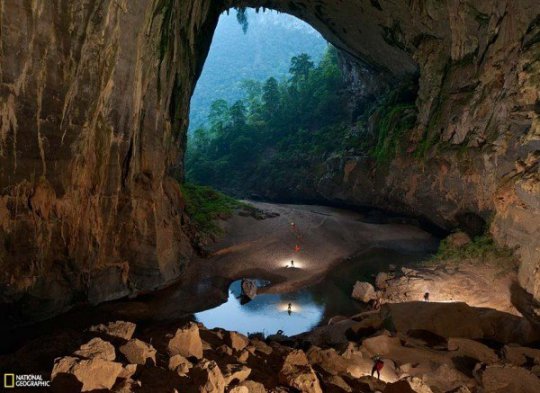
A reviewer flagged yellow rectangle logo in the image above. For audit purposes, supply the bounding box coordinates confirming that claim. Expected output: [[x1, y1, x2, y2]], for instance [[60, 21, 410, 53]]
[[4, 373, 15, 388]]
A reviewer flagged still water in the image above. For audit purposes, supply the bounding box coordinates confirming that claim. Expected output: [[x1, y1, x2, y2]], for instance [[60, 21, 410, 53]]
[[196, 279, 325, 336], [195, 248, 431, 336]]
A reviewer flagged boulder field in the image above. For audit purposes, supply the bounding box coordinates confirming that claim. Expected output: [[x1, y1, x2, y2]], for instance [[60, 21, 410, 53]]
[[39, 300, 540, 393]]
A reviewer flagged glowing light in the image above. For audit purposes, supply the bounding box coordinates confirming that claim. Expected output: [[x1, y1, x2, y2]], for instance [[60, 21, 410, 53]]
[[280, 258, 306, 269], [278, 302, 302, 313]]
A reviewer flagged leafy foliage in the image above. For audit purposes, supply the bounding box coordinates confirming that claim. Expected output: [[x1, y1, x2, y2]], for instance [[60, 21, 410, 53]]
[[358, 80, 418, 165], [186, 47, 349, 195], [427, 234, 517, 272], [180, 183, 243, 236], [189, 10, 327, 130]]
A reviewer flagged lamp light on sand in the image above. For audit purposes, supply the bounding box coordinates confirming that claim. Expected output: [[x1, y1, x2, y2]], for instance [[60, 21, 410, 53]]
[[282, 258, 305, 269], [422, 287, 458, 303]]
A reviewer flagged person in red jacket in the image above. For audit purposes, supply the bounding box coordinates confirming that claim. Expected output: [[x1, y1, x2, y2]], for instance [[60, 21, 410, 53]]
[[371, 356, 384, 380]]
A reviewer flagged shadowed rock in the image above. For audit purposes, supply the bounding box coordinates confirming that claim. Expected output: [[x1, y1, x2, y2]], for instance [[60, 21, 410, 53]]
[[168, 322, 204, 359], [51, 356, 122, 392], [119, 339, 157, 366]]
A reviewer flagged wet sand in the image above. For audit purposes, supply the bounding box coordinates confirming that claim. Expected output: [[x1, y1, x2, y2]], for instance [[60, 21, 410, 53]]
[[200, 201, 439, 292], [1, 202, 439, 353], [97, 202, 438, 319]]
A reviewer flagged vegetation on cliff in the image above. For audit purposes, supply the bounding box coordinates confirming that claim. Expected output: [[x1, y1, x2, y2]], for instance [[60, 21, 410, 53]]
[[180, 183, 243, 236], [427, 233, 518, 274]]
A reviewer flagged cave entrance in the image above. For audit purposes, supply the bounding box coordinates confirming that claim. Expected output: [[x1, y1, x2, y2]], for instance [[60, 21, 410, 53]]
[[185, 8, 418, 204], [186, 8, 340, 200]]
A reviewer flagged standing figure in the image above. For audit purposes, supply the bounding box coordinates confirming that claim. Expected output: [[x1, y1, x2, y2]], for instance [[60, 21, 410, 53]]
[[287, 302, 292, 315], [290, 260, 295, 268], [424, 292, 430, 302], [371, 356, 384, 380]]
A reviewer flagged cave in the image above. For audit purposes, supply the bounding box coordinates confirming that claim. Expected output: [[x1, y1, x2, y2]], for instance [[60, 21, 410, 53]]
[[0, 1, 539, 391]]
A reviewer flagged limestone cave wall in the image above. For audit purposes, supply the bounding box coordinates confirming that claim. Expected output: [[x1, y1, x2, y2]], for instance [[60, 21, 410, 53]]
[[0, 0, 538, 322]]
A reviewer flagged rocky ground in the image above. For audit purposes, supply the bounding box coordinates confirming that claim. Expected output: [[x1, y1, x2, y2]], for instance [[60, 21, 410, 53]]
[[37, 298, 540, 393], [2, 209, 538, 392]]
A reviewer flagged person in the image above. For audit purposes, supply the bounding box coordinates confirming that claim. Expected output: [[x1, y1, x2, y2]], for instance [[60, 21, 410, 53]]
[[424, 292, 430, 302], [290, 260, 295, 268], [288, 302, 292, 315], [371, 356, 384, 380]]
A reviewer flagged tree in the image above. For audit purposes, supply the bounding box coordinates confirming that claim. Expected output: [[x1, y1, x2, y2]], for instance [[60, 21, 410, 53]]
[[185, 46, 353, 196], [262, 77, 280, 118], [209, 99, 230, 129], [230, 100, 247, 128], [289, 53, 314, 84]]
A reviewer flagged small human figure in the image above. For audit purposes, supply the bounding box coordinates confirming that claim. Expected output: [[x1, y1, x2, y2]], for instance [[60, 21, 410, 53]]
[[288, 302, 292, 315], [424, 292, 430, 302], [371, 356, 384, 380], [290, 260, 295, 268]]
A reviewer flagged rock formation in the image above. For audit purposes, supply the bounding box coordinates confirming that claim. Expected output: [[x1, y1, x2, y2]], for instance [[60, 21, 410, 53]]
[[39, 309, 540, 392], [0, 0, 539, 321]]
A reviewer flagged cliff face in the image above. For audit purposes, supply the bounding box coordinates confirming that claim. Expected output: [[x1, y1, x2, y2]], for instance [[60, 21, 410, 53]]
[[232, 0, 540, 307], [0, 0, 220, 320], [0, 0, 538, 321]]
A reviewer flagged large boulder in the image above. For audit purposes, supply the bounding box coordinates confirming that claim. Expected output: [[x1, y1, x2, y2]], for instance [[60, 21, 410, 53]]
[[238, 380, 267, 393], [225, 331, 250, 352], [89, 321, 136, 340], [481, 365, 540, 393], [382, 302, 484, 338], [448, 338, 499, 363], [278, 350, 322, 393], [190, 359, 226, 393], [375, 272, 391, 290], [119, 339, 157, 365], [477, 308, 540, 344], [223, 364, 252, 385], [503, 345, 540, 366], [384, 377, 433, 393], [51, 356, 123, 392], [361, 332, 402, 356], [168, 322, 204, 359], [250, 339, 273, 355], [352, 281, 377, 303], [168, 354, 193, 376], [228, 387, 249, 393], [324, 375, 352, 392], [119, 364, 138, 379], [74, 337, 116, 361], [241, 279, 258, 300], [306, 346, 353, 376]]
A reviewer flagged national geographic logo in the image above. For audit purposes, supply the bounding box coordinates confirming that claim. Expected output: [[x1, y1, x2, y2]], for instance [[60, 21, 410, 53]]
[[3, 373, 51, 388]]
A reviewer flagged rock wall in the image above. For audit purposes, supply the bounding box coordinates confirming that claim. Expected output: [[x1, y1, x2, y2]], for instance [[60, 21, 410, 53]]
[[231, 0, 540, 306], [0, 0, 539, 321], [0, 0, 220, 321]]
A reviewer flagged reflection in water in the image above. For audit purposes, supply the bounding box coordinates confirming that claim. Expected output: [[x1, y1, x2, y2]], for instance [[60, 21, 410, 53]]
[[195, 249, 433, 337], [196, 280, 324, 336]]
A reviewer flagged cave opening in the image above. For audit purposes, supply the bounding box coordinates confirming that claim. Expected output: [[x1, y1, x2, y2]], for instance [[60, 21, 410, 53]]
[[185, 7, 419, 208], [3, 3, 539, 389]]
